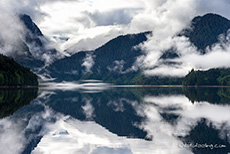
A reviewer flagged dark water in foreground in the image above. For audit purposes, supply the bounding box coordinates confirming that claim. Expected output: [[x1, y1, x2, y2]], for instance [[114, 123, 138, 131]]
[[0, 85, 230, 154]]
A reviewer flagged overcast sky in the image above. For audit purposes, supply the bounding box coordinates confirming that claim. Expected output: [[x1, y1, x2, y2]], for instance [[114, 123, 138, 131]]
[[1, 0, 229, 51]]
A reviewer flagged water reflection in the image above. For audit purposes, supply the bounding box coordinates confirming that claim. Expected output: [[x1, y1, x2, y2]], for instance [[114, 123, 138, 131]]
[[0, 88, 38, 118], [43, 88, 149, 139], [183, 87, 230, 104], [0, 86, 229, 154]]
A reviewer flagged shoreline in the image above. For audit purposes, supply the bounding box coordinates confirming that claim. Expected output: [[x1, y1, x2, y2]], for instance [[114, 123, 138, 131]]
[[112, 85, 230, 88]]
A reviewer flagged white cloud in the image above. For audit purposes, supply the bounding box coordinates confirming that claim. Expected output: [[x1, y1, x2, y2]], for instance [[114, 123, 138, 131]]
[[0, 8, 25, 56], [147, 34, 230, 77], [82, 53, 95, 73], [144, 65, 191, 77], [65, 26, 123, 53], [178, 51, 230, 69], [38, 1, 142, 35]]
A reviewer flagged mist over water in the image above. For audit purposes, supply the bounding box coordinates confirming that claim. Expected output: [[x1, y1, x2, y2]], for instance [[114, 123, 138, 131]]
[[0, 85, 229, 154]]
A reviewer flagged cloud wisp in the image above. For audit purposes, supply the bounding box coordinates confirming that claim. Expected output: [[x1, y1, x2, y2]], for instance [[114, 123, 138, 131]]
[[142, 32, 230, 77]]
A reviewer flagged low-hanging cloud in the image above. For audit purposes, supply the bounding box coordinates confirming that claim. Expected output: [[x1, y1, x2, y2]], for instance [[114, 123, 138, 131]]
[[81, 53, 95, 73], [65, 27, 123, 53], [143, 31, 230, 77], [0, 6, 25, 56]]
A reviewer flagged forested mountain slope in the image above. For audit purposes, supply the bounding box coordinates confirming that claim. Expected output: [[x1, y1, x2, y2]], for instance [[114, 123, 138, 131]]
[[0, 54, 38, 86]]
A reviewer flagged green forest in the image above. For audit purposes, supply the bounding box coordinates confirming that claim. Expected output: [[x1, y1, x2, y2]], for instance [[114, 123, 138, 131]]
[[183, 68, 230, 86], [0, 54, 38, 86]]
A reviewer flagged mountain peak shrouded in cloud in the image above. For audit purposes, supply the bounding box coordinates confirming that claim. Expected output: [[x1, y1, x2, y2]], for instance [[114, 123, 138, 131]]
[[0, 13, 65, 71], [19, 14, 43, 37], [19, 14, 45, 51], [141, 13, 230, 77], [181, 13, 230, 52]]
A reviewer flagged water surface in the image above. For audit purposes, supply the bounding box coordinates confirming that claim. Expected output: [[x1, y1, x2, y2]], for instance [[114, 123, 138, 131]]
[[0, 85, 229, 154]]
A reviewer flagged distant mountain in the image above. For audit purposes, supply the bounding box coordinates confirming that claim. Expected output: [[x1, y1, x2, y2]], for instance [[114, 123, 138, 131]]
[[44, 32, 183, 85], [0, 54, 38, 86], [43, 13, 230, 84], [43, 32, 151, 83]]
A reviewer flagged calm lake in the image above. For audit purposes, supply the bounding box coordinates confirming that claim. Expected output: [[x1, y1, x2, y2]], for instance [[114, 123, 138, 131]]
[[0, 84, 230, 154]]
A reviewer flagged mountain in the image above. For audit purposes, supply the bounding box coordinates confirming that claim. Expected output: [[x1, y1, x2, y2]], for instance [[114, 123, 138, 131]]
[[19, 14, 61, 60], [19, 14, 63, 69], [0, 14, 44, 70], [161, 13, 230, 59], [180, 13, 230, 52], [43, 13, 230, 84], [0, 14, 63, 72], [43, 32, 151, 83], [0, 54, 38, 86], [20, 14, 43, 37]]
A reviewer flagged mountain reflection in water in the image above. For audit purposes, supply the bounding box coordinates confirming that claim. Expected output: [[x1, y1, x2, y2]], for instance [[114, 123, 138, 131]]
[[0, 85, 229, 154]]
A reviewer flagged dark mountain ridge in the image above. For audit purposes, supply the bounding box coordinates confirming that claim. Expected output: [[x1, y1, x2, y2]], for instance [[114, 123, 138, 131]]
[[19, 14, 44, 47], [43, 32, 151, 83], [181, 13, 230, 52], [19, 14, 62, 68]]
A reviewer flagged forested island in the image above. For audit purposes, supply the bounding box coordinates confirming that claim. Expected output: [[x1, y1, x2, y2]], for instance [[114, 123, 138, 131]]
[[0, 54, 38, 86]]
